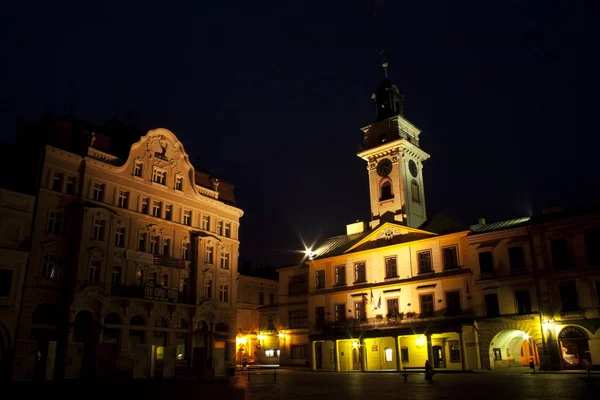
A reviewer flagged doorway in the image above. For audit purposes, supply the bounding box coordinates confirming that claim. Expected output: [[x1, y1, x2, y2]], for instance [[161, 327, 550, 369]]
[[315, 342, 323, 369], [433, 345, 445, 368]]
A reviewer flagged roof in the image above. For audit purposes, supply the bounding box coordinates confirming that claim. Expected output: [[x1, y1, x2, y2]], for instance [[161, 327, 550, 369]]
[[419, 211, 469, 235], [469, 216, 531, 234], [311, 231, 369, 260]]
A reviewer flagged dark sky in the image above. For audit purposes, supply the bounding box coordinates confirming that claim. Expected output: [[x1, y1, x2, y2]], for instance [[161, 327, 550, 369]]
[[2, 1, 599, 265]]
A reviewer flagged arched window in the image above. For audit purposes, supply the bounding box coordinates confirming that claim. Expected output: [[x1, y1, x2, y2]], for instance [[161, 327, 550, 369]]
[[380, 180, 393, 201], [411, 180, 420, 203], [104, 313, 121, 325], [130, 315, 145, 326]]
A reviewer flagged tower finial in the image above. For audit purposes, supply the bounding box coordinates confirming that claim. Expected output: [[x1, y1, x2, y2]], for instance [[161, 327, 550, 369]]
[[380, 49, 388, 78]]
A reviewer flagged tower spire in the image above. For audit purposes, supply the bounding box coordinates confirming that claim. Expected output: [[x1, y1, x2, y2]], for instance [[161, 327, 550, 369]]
[[380, 49, 388, 78]]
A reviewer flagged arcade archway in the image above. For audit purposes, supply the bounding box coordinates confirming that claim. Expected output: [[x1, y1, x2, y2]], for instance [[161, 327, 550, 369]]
[[558, 326, 590, 369], [488, 329, 539, 369]]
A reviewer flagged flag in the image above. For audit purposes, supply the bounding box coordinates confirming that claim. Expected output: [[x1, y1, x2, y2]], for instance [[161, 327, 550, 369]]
[[370, 288, 374, 309], [377, 294, 382, 310]]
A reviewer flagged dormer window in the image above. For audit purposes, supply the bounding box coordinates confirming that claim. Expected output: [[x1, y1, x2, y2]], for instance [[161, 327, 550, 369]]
[[152, 168, 167, 185], [175, 176, 183, 191]]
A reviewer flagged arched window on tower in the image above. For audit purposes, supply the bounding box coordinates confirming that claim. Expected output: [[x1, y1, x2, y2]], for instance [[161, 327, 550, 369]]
[[411, 180, 420, 203], [380, 180, 393, 201]]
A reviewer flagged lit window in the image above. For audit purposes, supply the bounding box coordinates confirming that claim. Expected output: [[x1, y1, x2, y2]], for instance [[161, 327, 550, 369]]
[[134, 161, 143, 177], [385, 348, 393, 362], [153, 168, 167, 185], [42, 254, 60, 280]]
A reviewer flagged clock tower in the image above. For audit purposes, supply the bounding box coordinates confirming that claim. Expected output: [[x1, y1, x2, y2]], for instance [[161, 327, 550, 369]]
[[358, 57, 430, 229]]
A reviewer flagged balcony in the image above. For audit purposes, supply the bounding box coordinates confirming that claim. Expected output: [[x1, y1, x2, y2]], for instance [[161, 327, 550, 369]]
[[111, 284, 187, 304]]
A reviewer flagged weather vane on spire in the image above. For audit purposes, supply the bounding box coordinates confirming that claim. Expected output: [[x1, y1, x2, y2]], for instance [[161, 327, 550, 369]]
[[380, 49, 389, 78]]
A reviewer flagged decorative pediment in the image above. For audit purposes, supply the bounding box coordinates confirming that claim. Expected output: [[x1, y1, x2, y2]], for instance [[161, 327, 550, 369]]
[[376, 227, 403, 240]]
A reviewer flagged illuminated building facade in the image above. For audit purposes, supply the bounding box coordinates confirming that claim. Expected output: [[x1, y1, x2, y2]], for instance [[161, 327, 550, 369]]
[[236, 273, 279, 365], [6, 114, 243, 381]]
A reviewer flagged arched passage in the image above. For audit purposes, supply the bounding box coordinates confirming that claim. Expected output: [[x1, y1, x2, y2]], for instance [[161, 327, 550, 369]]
[[73, 310, 99, 378], [558, 326, 591, 368], [488, 329, 539, 369]]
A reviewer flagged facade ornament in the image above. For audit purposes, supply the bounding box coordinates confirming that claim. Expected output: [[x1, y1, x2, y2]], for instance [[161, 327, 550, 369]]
[[89, 132, 96, 148], [210, 177, 220, 192], [376, 227, 403, 240]]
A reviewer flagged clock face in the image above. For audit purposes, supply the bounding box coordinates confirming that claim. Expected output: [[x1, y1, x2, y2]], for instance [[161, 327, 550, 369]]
[[376, 158, 393, 177], [408, 160, 418, 178]]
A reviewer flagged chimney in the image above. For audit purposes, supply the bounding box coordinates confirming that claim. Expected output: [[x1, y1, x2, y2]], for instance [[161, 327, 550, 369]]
[[477, 217, 486, 225], [346, 221, 366, 235]]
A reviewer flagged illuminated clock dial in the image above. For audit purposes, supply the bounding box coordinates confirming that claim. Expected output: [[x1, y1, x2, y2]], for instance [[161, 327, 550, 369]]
[[376, 158, 392, 177]]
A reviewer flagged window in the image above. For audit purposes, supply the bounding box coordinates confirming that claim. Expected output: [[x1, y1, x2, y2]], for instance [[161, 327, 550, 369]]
[[584, 231, 600, 266], [220, 251, 230, 269], [161, 274, 168, 286], [219, 284, 229, 302], [152, 168, 167, 185], [217, 221, 223, 235], [442, 246, 459, 270], [509, 246, 526, 271], [259, 291, 264, 305], [150, 235, 159, 254], [184, 210, 192, 226], [289, 275, 308, 294], [334, 266, 346, 286], [354, 262, 366, 283], [551, 238, 573, 270], [224, 223, 231, 238], [558, 283, 579, 312], [291, 345, 308, 359], [445, 291, 461, 314], [115, 227, 125, 247], [449, 341, 461, 363], [385, 257, 397, 278], [152, 201, 162, 217], [93, 183, 105, 201], [201, 215, 210, 230], [484, 293, 500, 317], [493, 348, 502, 361], [89, 260, 101, 282], [163, 237, 171, 256], [289, 310, 308, 328], [479, 251, 494, 274], [111, 266, 122, 288], [205, 279, 213, 299], [387, 298, 399, 317], [141, 197, 149, 214], [411, 180, 420, 203], [267, 316, 276, 330], [315, 307, 325, 327], [418, 251, 432, 274], [515, 290, 531, 314], [135, 269, 144, 287], [354, 301, 366, 321], [205, 245, 214, 264], [165, 204, 172, 220], [47, 210, 65, 235], [92, 217, 105, 241], [42, 254, 60, 279], [316, 270, 325, 289], [175, 176, 183, 190], [182, 241, 190, 261], [118, 191, 129, 208], [52, 172, 63, 191], [420, 294, 434, 315], [134, 161, 143, 177], [334, 304, 346, 323], [138, 231, 147, 251], [269, 293, 275, 305], [148, 271, 157, 285], [66, 176, 76, 195], [401, 347, 409, 363], [384, 348, 393, 362], [0, 269, 14, 297], [380, 181, 393, 201]]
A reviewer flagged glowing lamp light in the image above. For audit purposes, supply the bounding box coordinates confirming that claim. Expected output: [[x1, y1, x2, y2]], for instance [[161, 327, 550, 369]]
[[258, 334, 266, 341], [416, 336, 426, 346], [352, 341, 359, 349], [304, 246, 316, 260], [278, 332, 285, 338], [523, 333, 530, 340]]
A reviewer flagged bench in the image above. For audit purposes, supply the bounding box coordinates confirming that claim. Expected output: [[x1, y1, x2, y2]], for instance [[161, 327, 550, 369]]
[[401, 366, 435, 382]]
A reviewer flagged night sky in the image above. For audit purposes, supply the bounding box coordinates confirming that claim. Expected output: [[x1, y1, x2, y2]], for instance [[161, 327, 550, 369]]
[[3, 1, 598, 265]]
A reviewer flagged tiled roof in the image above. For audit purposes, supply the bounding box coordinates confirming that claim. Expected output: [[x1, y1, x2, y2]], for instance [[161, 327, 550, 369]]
[[469, 217, 531, 234], [419, 211, 469, 234], [312, 232, 369, 260]]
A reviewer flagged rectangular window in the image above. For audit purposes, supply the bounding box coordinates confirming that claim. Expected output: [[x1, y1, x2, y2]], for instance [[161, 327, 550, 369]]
[[66, 176, 76, 195], [47, 210, 65, 235], [111, 266, 122, 288], [224, 223, 231, 238], [0, 269, 13, 297], [175, 176, 183, 190], [115, 227, 125, 248], [267, 316, 276, 330], [449, 341, 461, 363], [551, 238, 573, 270], [384, 347, 393, 362], [445, 291, 462, 314], [354, 262, 366, 283], [259, 291, 264, 305], [141, 197, 149, 214], [315, 270, 325, 289], [182, 241, 190, 261], [217, 221, 223, 235], [89, 260, 101, 282], [418, 250, 432, 274], [387, 298, 399, 317], [584, 231, 600, 266], [354, 301, 366, 321], [118, 191, 129, 208], [484, 293, 500, 317], [165, 204, 172, 220], [205, 279, 213, 299], [269, 293, 275, 305], [184, 210, 192, 226], [315, 306, 325, 327], [219, 251, 230, 269], [558, 283, 579, 312], [205, 246, 214, 264], [52, 172, 63, 191], [92, 218, 105, 241], [334, 266, 346, 286], [152, 169, 167, 185], [442, 246, 459, 270], [202, 215, 210, 230], [93, 183, 105, 201], [289, 310, 308, 328], [135, 269, 144, 287], [289, 275, 308, 294], [219, 284, 229, 302], [479, 251, 494, 274], [150, 235, 159, 254], [138, 231, 147, 251], [420, 294, 434, 315], [385, 257, 397, 279], [134, 161, 143, 177], [334, 304, 346, 323], [152, 201, 162, 217], [508, 246, 526, 271], [291, 345, 308, 359], [401, 347, 409, 363], [493, 348, 502, 361], [515, 290, 532, 314], [42, 254, 60, 279], [163, 237, 171, 256]]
